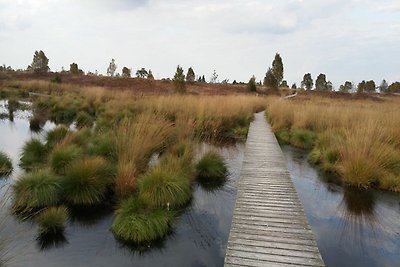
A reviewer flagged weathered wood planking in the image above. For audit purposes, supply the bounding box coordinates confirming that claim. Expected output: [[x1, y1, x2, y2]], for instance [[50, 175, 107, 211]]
[[224, 112, 324, 267]]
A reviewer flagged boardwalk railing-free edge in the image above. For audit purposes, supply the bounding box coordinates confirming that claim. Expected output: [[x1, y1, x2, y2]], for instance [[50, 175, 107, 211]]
[[224, 112, 325, 267]]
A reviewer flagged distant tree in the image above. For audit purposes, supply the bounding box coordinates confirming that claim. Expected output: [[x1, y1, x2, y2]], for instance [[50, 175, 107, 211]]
[[301, 73, 313, 90], [69, 63, 83, 74], [30, 50, 49, 73], [210, 70, 218, 83], [232, 80, 237, 85], [0, 64, 14, 72], [221, 78, 229, 84], [147, 69, 154, 80], [136, 68, 148, 78], [365, 80, 376, 93], [202, 75, 206, 83], [107, 59, 117, 77], [315, 73, 328, 91], [379, 79, 388, 93], [272, 53, 284, 84], [186, 67, 195, 83], [357, 80, 366, 93], [327, 81, 333, 91], [388, 82, 400, 93], [247, 76, 257, 92], [280, 80, 288, 88], [264, 68, 278, 90], [122, 67, 131, 78], [339, 81, 353, 93], [291, 83, 297, 89], [173, 65, 186, 93]]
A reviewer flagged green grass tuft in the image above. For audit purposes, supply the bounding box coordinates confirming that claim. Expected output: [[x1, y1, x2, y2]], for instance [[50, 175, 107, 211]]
[[138, 155, 193, 208], [50, 145, 82, 175], [76, 111, 94, 129], [0, 151, 13, 175], [275, 129, 291, 145], [12, 169, 61, 209], [20, 139, 47, 170], [36, 206, 68, 236], [112, 197, 174, 243], [290, 129, 316, 150], [87, 133, 117, 161], [196, 151, 227, 185], [62, 157, 114, 206], [46, 126, 69, 149]]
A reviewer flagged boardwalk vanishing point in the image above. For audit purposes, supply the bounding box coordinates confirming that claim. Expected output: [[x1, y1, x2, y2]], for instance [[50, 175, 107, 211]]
[[224, 112, 325, 267]]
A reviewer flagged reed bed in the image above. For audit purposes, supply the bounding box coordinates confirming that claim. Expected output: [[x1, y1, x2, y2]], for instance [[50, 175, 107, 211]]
[[266, 96, 400, 191]]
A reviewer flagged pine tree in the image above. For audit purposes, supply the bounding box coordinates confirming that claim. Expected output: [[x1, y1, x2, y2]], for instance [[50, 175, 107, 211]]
[[173, 65, 186, 93], [30, 50, 49, 73], [147, 69, 154, 80], [186, 67, 195, 83], [315, 73, 328, 91], [122, 67, 131, 78], [272, 53, 284, 84], [301, 73, 313, 90], [247, 76, 257, 92]]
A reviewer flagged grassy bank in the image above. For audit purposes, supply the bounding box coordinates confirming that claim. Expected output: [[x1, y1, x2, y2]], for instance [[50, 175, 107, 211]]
[[266, 95, 400, 191]]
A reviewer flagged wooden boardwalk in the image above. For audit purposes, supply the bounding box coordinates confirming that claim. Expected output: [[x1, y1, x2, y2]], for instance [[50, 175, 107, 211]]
[[224, 112, 325, 267]]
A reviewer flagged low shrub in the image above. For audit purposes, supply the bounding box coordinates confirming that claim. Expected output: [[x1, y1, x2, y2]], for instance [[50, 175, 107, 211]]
[[50, 145, 82, 175], [13, 169, 61, 209], [36, 206, 68, 236], [62, 157, 114, 206], [112, 197, 174, 243], [0, 151, 12, 175], [138, 156, 193, 208], [275, 129, 291, 145], [20, 139, 47, 170], [196, 151, 227, 184]]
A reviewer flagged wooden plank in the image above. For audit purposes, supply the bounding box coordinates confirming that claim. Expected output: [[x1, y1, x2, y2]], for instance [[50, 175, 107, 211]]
[[224, 112, 324, 266]]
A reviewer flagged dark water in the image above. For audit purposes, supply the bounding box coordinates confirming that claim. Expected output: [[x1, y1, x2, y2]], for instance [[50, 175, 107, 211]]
[[0, 103, 244, 267], [283, 146, 400, 267]]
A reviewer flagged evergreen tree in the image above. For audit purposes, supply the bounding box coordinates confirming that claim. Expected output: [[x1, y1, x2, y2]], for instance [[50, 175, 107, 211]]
[[69, 63, 80, 74], [272, 53, 284, 84], [202, 75, 206, 83], [264, 68, 278, 90], [315, 73, 328, 91], [379, 79, 388, 92], [340, 81, 353, 92], [357, 80, 366, 93], [291, 83, 297, 89], [30, 50, 49, 73], [281, 80, 288, 88], [247, 76, 257, 92], [136, 68, 148, 78], [186, 67, 195, 83], [301, 73, 313, 90], [173, 65, 186, 93], [210, 70, 218, 83]]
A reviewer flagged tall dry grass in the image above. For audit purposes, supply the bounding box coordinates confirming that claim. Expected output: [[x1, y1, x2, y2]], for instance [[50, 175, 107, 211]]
[[266, 96, 400, 191]]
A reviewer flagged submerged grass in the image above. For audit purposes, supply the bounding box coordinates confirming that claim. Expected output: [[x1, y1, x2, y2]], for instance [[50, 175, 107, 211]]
[[112, 197, 174, 243]]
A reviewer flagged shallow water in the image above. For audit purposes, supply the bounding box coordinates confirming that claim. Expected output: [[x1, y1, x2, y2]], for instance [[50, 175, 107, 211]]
[[283, 146, 400, 267], [0, 109, 244, 267]]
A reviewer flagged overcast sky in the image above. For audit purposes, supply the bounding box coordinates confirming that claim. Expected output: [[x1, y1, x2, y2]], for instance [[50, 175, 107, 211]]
[[1, 0, 399, 86]]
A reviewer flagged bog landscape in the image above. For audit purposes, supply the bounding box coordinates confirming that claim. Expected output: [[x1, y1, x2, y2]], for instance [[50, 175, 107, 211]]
[[1, 1, 399, 267]]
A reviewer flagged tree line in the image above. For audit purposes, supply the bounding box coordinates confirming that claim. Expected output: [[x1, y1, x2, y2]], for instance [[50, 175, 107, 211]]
[[2, 50, 400, 93]]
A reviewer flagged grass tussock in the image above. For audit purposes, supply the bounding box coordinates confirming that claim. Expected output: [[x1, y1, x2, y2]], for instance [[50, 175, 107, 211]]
[[46, 126, 69, 149], [13, 169, 61, 209], [0, 151, 12, 175], [115, 114, 174, 197], [20, 139, 47, 170], [138, 155, 194, 208], [36, 206, 68, 236], [112, 197, 174, 243], [50, 144, 82, 175], [196, 151, 228, 186], [266, 96, 400, 191], [62, 157, 114, 206]]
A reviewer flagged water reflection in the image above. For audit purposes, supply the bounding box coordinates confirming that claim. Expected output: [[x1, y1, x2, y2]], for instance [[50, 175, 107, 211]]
[[37, 232, 68, 251], [283, 145, 400, 267]]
